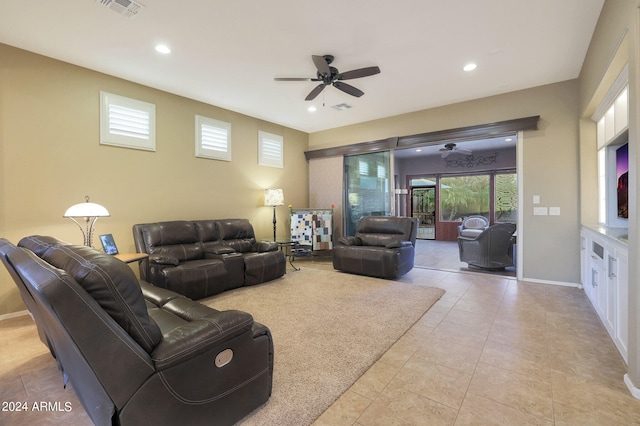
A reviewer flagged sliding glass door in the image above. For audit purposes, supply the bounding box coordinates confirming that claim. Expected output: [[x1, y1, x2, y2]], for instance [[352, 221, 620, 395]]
[[344, 151, 391, 236]]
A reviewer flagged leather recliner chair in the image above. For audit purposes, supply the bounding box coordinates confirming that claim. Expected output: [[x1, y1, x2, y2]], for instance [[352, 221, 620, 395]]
[[0, 236, 273, 426], [333, 216, 419, 279]]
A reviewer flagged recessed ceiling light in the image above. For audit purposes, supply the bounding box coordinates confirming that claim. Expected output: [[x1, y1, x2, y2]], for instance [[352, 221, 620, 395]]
[[416, 149, 422, 152], [505, 138, 513, 142], [463, 63, 477, 72], [308, 106, 317, 112], [155, 44, 171, 54]]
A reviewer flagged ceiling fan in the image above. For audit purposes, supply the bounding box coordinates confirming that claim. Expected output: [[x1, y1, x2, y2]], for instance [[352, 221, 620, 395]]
[[274, 55, 381, 101], [439, 143, 473, 158]]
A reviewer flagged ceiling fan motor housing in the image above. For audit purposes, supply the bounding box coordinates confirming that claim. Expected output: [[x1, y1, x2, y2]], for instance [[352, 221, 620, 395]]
[[319, 67, 339, 83]]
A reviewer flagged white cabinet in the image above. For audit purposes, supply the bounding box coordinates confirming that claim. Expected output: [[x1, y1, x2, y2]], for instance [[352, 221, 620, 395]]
[[581, 227, 628, 363]]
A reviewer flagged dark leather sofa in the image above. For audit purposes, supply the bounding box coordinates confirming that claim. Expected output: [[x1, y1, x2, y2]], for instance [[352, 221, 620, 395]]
[[333, 216, 419, 279], [133, 219, 286, 300], [0, 236, 273, 426]]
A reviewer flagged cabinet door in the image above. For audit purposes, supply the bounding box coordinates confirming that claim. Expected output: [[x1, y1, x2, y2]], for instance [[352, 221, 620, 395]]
[[614, 248, 628, 362], [581, 233, 589, 288], [604, 254, 616, 335], [595, 260, 607, 320]]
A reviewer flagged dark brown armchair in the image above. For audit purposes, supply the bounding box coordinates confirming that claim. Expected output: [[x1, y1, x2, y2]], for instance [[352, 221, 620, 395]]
[[458, 223, 516, 270], [333, 216, 418, 279]]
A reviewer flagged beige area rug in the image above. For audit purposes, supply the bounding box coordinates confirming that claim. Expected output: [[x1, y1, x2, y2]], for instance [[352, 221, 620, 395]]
[[203, 266, 445, 426]]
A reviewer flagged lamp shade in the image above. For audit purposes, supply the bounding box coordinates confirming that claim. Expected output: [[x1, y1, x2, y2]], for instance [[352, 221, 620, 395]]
[[264, 188, 284, 207], [64, 202, 110, 218]]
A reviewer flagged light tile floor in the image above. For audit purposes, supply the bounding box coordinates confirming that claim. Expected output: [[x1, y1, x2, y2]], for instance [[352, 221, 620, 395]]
[[414, 239, 516, 277], [2, 263, 639, 425], [314, 265, 640, 425]]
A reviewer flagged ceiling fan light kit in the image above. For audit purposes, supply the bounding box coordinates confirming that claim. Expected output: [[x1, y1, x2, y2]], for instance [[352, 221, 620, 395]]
[[275, 55, 381, 101]]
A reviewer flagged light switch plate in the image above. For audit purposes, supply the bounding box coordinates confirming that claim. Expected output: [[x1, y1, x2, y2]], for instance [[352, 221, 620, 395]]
[[549, 207, 561, 216], [533, 207, 548, 216], [533, 195, 540, 204]]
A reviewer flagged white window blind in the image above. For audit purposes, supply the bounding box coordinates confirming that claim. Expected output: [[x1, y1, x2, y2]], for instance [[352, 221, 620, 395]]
[[195, 115, 231, 161], [359, 160, 368, 175], [258, 131, 283, 168], [108, 104, 149, 139], [100, 92, 155, 151]]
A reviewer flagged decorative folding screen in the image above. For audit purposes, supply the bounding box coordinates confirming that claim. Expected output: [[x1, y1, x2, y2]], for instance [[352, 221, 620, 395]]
[[290, 209, 333, 251]]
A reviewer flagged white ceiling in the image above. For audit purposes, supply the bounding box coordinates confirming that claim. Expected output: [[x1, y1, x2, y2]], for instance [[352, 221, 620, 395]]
[[0, 0, 604, 133]]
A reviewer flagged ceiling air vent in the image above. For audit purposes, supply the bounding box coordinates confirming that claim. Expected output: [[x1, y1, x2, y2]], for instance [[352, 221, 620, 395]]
[[97, 0, 144, 18], [331, 103, 352, 111]]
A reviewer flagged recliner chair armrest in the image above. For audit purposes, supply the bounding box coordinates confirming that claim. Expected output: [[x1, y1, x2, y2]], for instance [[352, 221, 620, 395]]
[[252, 241, 278, 252], [149, 254, 180, 266], [337, 236, 360, 246], [140, 280, 183, 306], [204, 243, 236, 255], [385, 240, 413, 249], [151, 310, 254, 370]]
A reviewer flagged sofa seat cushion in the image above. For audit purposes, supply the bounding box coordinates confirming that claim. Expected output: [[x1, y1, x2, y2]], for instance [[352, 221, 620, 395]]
[[243, 251, 286, 286], [19, 235, 162, 353], [160, 259, 234, 300]]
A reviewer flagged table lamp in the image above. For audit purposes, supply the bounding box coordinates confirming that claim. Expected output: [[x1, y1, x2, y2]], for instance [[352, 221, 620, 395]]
[[64, 196, 110, 247]]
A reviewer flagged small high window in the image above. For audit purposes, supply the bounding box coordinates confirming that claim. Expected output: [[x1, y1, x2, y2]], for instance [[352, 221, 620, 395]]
[[258, 131, 283, 168], [195, 115, 231, 161], [100, 91, 155, 151]]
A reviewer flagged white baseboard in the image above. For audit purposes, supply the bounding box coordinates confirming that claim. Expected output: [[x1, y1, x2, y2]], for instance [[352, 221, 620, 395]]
[[0, 309, 29, 322], [519, 277, 581, 288], [625, 374, 640, 399]]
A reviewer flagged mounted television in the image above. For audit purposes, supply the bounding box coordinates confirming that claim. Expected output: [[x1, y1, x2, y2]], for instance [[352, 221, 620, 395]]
[[616, 143, 628, 219]]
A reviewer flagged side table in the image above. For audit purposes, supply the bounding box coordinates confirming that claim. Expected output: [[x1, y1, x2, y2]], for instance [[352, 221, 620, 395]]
[[275, 240, 300, 271], [114, 253, 148, 264]]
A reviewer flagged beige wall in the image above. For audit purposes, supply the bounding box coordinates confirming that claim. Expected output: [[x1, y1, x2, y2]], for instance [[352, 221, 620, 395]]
[[308, 156, 344, 237], [310, 80, 581, 285], [0, 44, 309, 315]]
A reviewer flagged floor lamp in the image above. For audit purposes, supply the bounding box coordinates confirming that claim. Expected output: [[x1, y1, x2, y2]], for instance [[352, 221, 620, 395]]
[[64, 196, 110, 247], [264, 188, 284, 241]]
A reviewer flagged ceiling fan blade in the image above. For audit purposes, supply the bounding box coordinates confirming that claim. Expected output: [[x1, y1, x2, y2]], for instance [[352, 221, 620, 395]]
[[312, 55, 331, 76], [333, 81, 364, 97], [338, 66, 381, 80], [458, 149, 473, 155], [274, 77, 317, 81], [305, 83, 326, 101], [441, 151, 452, 159]]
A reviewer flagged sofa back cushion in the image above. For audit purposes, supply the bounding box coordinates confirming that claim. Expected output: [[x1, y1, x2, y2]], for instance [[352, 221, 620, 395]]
[[19, 235, 162, 353], [193, 220, 220, 243], [216, 219, 257, 253], [141, 221, 203, 261], [356, 216, 417, 247]]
